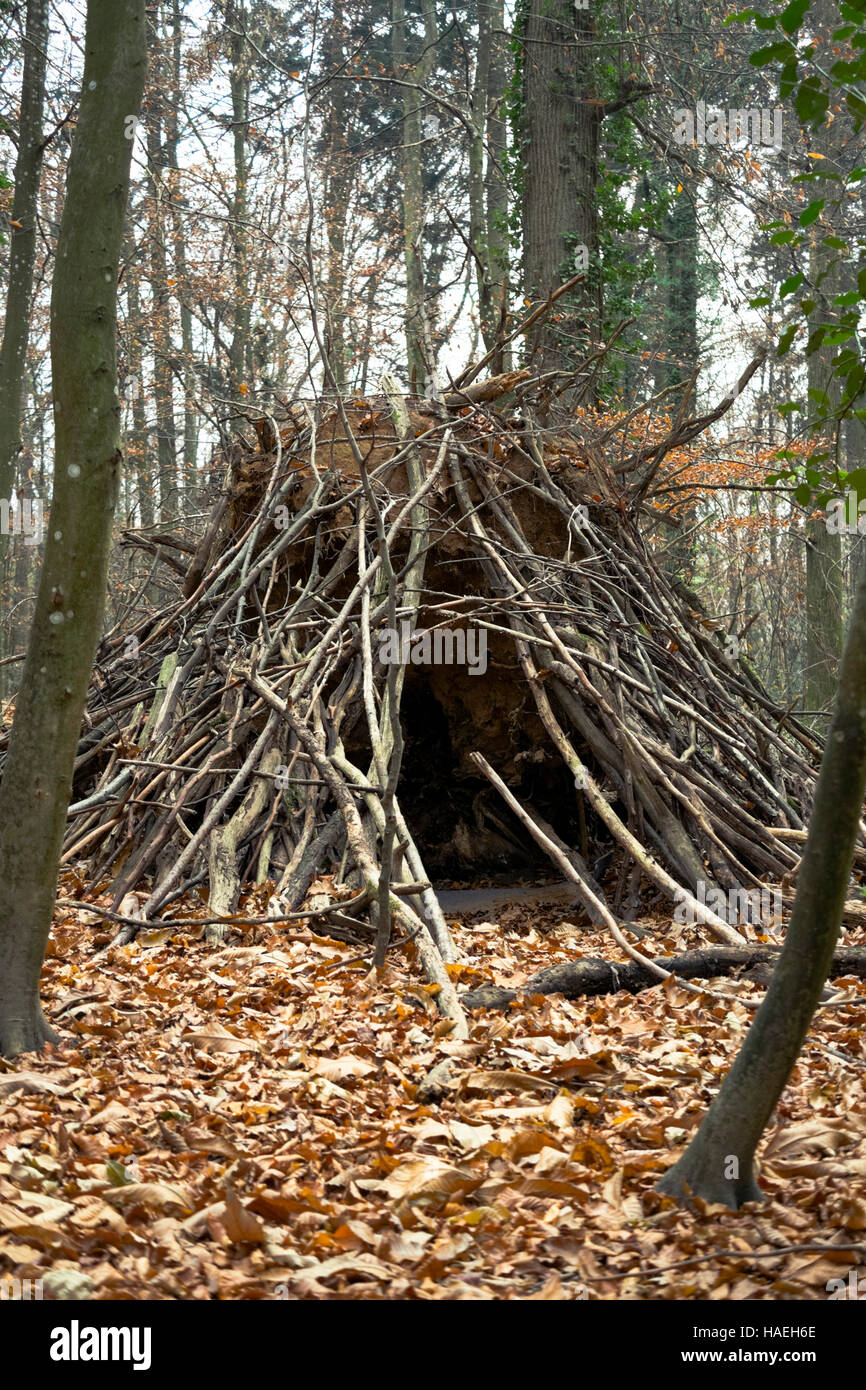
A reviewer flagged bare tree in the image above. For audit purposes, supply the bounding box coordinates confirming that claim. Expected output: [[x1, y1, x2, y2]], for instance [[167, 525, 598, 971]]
[[0, 0, 49, 503], [0, 0, 148, 1057], [658, 561, 866, 1206]]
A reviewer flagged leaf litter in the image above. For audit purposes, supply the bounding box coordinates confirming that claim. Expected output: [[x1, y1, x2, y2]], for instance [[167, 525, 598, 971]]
[[1, 881, 865, 1300]]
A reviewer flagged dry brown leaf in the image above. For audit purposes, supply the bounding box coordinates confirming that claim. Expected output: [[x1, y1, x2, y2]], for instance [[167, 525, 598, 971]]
[[103, 1182, 193, 1215], [222, 1186, 268, 1245], [182, 1021, 258, 1053], [383, 1155, 480, 1202], [306, 1054, 375, 1082]]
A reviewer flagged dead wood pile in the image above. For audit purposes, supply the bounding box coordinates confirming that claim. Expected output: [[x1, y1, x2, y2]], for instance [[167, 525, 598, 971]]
[[16, 354, 840, 1034]]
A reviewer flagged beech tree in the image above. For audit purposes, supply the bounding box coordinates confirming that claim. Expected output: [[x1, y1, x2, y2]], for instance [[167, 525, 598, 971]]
[[0, 0, 49, 502], [657, 561, 866, 1205], [658, 0, 866, 1207], [0, 0, 147, 1056], [0, 0, 49, 673]]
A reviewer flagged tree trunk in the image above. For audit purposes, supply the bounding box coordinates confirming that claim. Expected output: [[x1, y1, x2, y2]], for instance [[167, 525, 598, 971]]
[[805, 0, 843, 717], [657, 561, 866, 1207], [144, 12, 178, 521], [168, 0, 198, 491], [227, 0, 250, 394], [122, 231, 155, 528], [321, 1, 350, 393], [0, 0, 50, 678], [0, 0, 147, 1058], [485, 0, 510, 370], [656, 186, 699, 582], [469, 0, 510, 368], [391, 0, 438, 387], [521, 0, 601, 371], [0, 0, 49, 502]]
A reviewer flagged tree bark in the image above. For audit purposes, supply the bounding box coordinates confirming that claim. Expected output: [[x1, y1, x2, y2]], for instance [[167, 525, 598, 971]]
[[321, 1, 351, 393], [657, 561, 866, 1207], [521, 0, 602, 370], [805, 0, 844, 718], [144, 6, 179, 520], [469, 0, 510, 368], [460, 944, 866, 1011], [227, 0, 251, 394], [0, 0, 50, 675], [122, 230, 155, 528], [167, 0, 198, 490], [0, 0, 147, 1057], [391, 0, 438, 386], [0, 0, 49, 502]]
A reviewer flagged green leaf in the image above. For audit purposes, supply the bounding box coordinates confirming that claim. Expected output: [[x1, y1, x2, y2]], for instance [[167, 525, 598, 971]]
[[795, 483, 813, 506], [780, 272, 805, 297], [779, 0, 810, 33], [805, 325, 827, 353], [751, 40, 795, 66], [777, 324, 798, 357], [799, 198, 824, 226]]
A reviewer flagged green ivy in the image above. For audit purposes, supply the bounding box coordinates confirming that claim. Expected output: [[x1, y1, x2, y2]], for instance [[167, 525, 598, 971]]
[[730, 0, 866, 502]]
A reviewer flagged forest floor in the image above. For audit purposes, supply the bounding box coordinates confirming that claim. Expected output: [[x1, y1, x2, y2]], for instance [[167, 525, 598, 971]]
[[2, 875, 866, 1301]]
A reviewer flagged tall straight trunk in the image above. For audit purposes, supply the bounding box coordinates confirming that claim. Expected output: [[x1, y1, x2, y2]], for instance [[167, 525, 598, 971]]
[[144, 23, 178, 522], [0, 0, 50, 679], [657, 557, 866, 1207], [123, 231, 155, 528], [846, 406, 866, 595], [657, 186, 699, 582], [804, 0, 843, 716], [521, 0, 601, 371], [663, 192, 698, 394], [321, 1, 350, 393], [805, 256, 843, 717], [0, 0, 147, 1058], [227, 0, 250, 394], [485, 0, 510, 370], [168, 0, 197, 489], [806, 517, 843, 714], [469, 0, 510, 368], [391, 0, 438, 387], [0, 0, 49, 503]]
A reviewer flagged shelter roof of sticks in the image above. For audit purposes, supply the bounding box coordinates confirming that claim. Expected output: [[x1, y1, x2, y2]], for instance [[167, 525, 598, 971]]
[[22, 329, 835, 1032]]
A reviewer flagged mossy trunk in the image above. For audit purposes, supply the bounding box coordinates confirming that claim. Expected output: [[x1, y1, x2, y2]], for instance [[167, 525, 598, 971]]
[[657, 562, 866, 1207], [0, 0, 147, 1057]]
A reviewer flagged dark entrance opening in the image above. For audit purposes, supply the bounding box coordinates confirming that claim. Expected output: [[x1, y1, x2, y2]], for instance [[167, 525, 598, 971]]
[[396, 676, 590, 884]]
